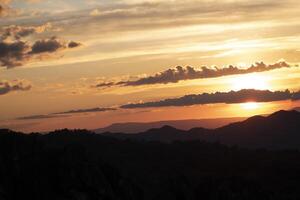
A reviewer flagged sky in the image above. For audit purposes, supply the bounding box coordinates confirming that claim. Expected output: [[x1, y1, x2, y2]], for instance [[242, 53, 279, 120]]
[[0, 0, 300, 132]]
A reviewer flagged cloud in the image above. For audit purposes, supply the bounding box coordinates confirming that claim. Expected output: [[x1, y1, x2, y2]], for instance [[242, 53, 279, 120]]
[[25, 0, 41, 3], [16, 107, 117, 121], [0, 24, 81, 68], [0, 0, 10, 17], [0, 23, 52, 40], [29, 38, 81, 54], [0, 80, 32, 95], [121, 89, 300, 108], [0, 5, 3, 16], [55, 107, 117, 114], [0, 41, 29, 67], [29, 37, 64, 54], [68, 41, 81, 48], [95, 61, 296, 88], [45, 0, 297, 41], [16, 114, 69, 120], [0, 38, 68, 68], [94, 82, 116, 88], [90, 9, 101, 16], [0, 0, 40, 17]]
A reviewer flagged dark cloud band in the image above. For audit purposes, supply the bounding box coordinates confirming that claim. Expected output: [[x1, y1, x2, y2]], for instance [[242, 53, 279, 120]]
[[121, 89, 300, 108]]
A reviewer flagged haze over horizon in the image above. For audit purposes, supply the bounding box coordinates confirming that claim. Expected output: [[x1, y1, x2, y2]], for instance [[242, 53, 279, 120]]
[[1, 0, 300, 132]]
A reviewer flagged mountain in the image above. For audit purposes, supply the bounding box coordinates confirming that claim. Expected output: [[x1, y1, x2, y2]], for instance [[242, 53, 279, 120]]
[[293, 107, 300, 112], [2, 123, 300, 199], [102, 125, 191, 142], [103, 110, 300, 149], [209, 110, 300, 148], [95, 117, 245, 133]]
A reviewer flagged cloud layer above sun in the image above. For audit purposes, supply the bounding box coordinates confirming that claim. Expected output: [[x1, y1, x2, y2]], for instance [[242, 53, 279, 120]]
[[94, 61, 295, 88]]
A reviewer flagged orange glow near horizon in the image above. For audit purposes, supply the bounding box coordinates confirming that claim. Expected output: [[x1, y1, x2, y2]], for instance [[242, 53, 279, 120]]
[[1, 100, 299, 133]]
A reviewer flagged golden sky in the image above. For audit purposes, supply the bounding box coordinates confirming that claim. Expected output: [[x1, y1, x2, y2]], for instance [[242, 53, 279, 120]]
[[0, 0, 300, 132]]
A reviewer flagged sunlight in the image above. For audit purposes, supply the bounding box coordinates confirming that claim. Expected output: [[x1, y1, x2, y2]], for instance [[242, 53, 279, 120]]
[[231, 73, 270, 91], [241, 102, 260, 110]]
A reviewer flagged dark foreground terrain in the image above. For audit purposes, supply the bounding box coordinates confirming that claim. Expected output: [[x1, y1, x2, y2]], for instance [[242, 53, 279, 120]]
[[1, 110, 300, 200]]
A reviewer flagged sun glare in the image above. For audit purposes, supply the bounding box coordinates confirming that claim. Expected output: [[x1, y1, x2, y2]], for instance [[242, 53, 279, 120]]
[[241, 102, 260, 110], [231, 73, 270, 91]]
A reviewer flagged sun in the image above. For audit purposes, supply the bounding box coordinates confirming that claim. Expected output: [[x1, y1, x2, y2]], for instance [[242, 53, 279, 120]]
[[241, 102, 260, 110], [231, 73, 270, 91]]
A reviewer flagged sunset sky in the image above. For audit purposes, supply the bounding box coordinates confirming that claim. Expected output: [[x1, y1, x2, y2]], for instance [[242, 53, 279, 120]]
[[0, 0, 300, 132]]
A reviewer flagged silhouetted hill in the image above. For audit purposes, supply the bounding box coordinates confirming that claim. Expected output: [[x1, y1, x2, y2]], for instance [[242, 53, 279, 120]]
[[0, 129, 142, 200], [2, 126, 300, 199], [103, 125, 189, 142], [292, 107, 300, 112], [211, 110, 300, 148], [95, 117, 245, 133], [105, 110, 300, 149]]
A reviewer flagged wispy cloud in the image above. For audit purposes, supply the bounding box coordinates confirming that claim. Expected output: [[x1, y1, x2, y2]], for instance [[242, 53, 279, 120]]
[[17, 107, 117, 121], [2, 0, 300, 68], [55, 107, 116, 114], [16, 114, 69, 120]]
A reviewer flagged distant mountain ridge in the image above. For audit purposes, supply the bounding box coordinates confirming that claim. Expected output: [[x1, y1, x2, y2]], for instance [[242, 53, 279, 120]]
[[95, 117, 245, 134], [103, 110, 300, 149]]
